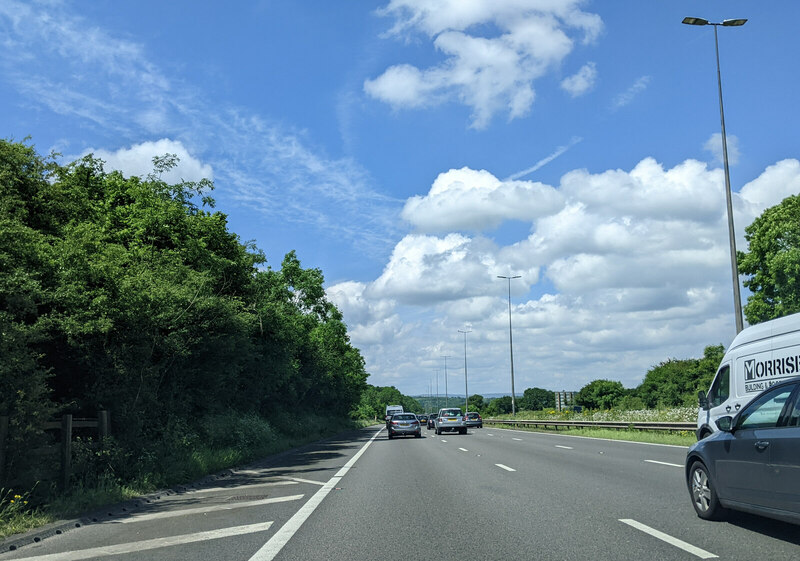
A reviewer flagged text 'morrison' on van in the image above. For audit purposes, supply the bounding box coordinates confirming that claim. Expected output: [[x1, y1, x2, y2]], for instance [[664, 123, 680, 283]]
[[697, 312, 800, 439]]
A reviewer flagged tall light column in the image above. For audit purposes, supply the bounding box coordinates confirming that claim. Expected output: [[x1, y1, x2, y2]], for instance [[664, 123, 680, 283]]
[[458, 329, 472, 414], [442, 355, 450, 407], [498, 275, 521, 415], [435, 368, 440, 411], [682, 16, 747, 334]]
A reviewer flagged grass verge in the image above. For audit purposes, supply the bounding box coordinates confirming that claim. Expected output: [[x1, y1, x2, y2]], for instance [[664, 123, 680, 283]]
[[0, 416, 367, 541], [486, 423, 696, 446]]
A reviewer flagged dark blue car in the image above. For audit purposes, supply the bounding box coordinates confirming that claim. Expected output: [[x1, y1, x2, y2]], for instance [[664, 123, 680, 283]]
[[685, 376, 800, 524]]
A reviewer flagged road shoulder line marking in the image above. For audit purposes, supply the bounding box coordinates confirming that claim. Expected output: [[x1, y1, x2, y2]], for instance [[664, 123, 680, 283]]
[[9, 522, 274, 561], [619, 519, 717, 559], [279, 476, 327, 486], [248, 427, 383, 561], [121, 495, 303, 523]]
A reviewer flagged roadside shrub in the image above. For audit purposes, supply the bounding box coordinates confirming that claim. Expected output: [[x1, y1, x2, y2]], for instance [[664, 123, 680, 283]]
[[201, 412, 277, 453]]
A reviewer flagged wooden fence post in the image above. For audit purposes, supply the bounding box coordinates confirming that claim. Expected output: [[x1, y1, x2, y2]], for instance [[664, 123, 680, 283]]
[[98, 410, 109, 439], [0, 415, 8, 485], [61, 414, 72, 491]]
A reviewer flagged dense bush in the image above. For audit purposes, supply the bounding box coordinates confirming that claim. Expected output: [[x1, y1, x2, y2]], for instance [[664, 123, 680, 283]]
[[0, 139, 368, 490]]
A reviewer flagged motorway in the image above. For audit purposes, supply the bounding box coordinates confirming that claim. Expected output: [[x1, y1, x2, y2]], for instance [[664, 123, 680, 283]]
[[3, 426, 799, 560]]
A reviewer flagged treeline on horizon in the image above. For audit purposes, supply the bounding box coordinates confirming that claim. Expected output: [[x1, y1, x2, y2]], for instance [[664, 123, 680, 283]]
[[0, 139, 369, 489], [377, 342, 724, 418]]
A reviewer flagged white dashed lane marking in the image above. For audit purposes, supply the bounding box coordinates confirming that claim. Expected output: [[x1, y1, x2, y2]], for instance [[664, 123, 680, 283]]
[[458, 447, 469, 452], [495, 464, 516, 472], [619, 519, 717, 559], [555, 445, 573, 450], [644, 460, 683, 468]]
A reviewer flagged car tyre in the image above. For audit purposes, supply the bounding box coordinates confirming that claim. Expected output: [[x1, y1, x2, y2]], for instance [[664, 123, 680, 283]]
[[689, 461, 725, 520]]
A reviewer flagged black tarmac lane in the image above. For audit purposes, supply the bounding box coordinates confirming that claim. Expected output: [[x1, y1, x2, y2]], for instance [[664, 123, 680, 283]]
[[4, 426, 800, 560]]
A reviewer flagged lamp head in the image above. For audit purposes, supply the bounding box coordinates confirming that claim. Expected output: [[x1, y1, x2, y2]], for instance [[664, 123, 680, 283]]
[[682, 17, 708, 26]]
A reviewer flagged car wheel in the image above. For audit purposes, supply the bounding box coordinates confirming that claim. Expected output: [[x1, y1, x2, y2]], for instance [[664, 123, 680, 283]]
[[460, 428, 466, 435], [697, 429, 712, 441], [388, 433, 393, 439], [689, 461, 725, 520]]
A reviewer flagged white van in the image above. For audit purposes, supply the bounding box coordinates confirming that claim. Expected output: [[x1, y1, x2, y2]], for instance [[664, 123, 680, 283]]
[[697, 312, 800, 439], [385, 404, 403, 421]]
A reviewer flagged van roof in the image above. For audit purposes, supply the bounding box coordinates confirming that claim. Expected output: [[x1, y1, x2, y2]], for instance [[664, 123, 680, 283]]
[[728, 312, 800, 353]]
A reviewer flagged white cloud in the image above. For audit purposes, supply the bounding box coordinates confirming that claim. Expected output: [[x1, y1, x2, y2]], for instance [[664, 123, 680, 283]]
[[340, 158, 800, 392], [0, 1, 401, 258], [612, 75, 650, 109], [401, 167, 564, 232], [560, 62, 597, 97], [366, 0, 603, 128], [703, 132, 740, 166], [86, 139, 214, 184]]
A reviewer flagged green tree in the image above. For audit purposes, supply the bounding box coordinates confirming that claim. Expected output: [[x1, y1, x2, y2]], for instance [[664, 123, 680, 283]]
[[484, 395, 513, 416], [0, 138, 372, 488], [739, 194, 800, 324], [467, 394, 484, 411], [576, 380, 625, 410], [518, 387, 555, 411]]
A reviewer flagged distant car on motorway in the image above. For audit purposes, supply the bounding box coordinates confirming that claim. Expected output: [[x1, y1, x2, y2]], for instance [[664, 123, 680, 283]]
[[464, 412, 483, 428], [417, 414, 428, 425], [387, 413, 422, 439], [427, 415, 436, 430], [685, 376, 800, 525], [434, 408, 466, 435]]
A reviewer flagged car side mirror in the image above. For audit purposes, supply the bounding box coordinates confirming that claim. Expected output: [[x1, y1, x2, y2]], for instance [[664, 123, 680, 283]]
[[698, 390, 708, 409], [715, 416, 733, 432]]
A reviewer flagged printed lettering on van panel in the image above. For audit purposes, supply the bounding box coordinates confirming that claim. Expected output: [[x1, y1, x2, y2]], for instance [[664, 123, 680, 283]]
[[743, 351, 800, 393]]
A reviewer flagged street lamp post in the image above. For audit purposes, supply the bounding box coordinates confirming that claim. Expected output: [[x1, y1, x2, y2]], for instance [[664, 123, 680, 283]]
[[682, 16, 747, 334], [458, 329, 472, 414], [435, 368, 440, 412], [442, 355, 450, 407], [498, 275, 521, 415]]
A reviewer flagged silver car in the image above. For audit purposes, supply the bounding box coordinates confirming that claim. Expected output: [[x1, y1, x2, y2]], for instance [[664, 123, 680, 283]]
[[434, 408, 466, 435], [387, 413, 421, 439], [685, 376, 800, 525]]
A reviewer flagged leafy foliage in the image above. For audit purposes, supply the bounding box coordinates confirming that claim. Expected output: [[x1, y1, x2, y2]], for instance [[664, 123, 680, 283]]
[[739, 194, 800, 324], [518, 387, 554, 411], [575, 380, 626, 409], [0, 139, 368, 489], [351, 385, 422, 419]]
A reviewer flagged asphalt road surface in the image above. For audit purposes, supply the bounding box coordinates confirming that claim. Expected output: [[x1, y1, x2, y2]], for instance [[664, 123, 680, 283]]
[[4, 426, 799, 560]]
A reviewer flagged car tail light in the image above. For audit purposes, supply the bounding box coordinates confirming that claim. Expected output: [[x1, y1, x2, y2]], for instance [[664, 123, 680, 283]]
[[391, 421, 399, 425]]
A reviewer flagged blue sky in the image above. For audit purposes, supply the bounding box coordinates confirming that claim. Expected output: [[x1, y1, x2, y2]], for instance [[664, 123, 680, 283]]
[[3, 0, 800, 398]]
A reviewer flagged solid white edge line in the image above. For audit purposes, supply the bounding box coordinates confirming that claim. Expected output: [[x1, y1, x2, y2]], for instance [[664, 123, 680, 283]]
[[248, 427, 384, 561], [495, 464, 516, 472], [9, 522, 275, 561], [619, 519, 718, 559], [644, 459, 683, 468]]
